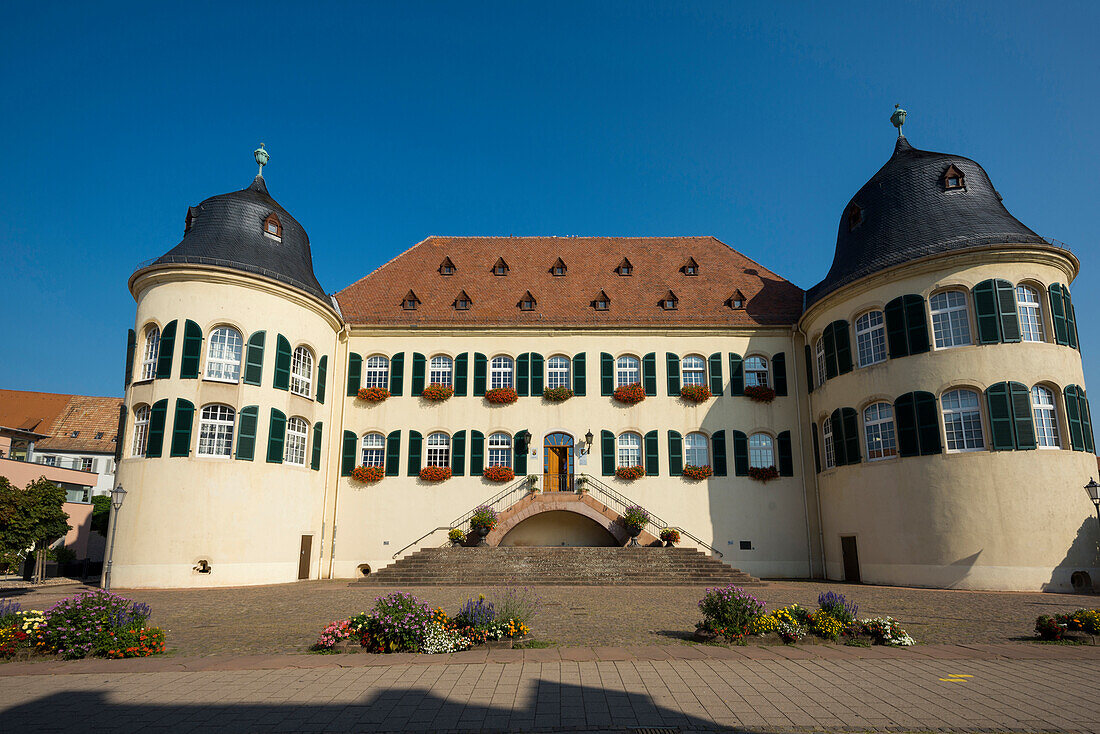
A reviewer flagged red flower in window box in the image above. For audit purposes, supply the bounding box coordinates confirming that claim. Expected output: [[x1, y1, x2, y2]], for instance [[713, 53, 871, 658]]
[[682, 464, 713, 480], [421, 384, 454, 402], [542, 386, 574, 402], [357, 387, 390, 403], [613, 383, 646, 405], [419, 466, 452, 482], [615, 465, 646, 480], [680, 385, 712, 403], [747, 465, 779, 482], [351, 465, 384, 483], [482, 465, 515, 482], [743, 385, 776, 403], [484, 387, 518, 404]]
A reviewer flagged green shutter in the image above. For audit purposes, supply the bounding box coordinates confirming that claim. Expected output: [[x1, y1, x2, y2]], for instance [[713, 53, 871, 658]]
[[145, 399, 168, 458], [601, 430, 615, 476], [385, 431, 401, 475], [311, 421, 323, 470], [244, 331, 266, 386], [316, 356, 327, 404], [708, 352, 723, 396], [530, 353, 544, 394], [732, 430, 748, 477], [516, 353, 530, 397], [155, 320, 177, 379], [772, 353, 787, 396], [666, 353, 681, 396], [842, 408, 860, 465], [712, 431, 727, 477], [894, 393, 919, 457], [811, 422, 821, 473], [113, 405, 126, 464], [472, 352, 486, 396], [346, 352, 362, 396], [972, 280, 1002, 344], [904, 295, 931, 355], [729, 353, 744, 396], [986, 382, 1015, 451], [777, 430, 793, 476], [644, 430, 659, 476], [454, 353, 468, 396], [830, 410, 846, 466], [411, 352, 426, 395], [642, 352, 657, 396], [389, 352, 405, 395], [1079, 391, 1094, 453], [469, 430, 485, 475], [235, 405, 258, 460], [513, 430, 528, 475], [833, 321, 853, 375], [600, 353, 614, 396], [915, 391, 942, 455], [169, 398, 195, 457], [124, 329, 136, 387], [267, 409, 286, 463], [1050, 284, 1069, 345], [452, 430, 466, 476], [273, 335, 291, 390], [1009, 382, 1036, 450], [572, 353, 586, 395], [179, 320, 203, 379], [822, 323, 838, 380], [1064, 287, 1078, 350], [804, 345, 814, 394], [1065, 386, 1084, 451], [667, 430, 683, 476], [340, 429, 356, 476], [407, 430, 423, 475], [996, 280, 1021, 343], [884, 297, 909, 358]]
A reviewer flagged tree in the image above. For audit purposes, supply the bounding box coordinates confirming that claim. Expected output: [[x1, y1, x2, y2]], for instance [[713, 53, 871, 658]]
[[0, 476, 71, 578], [90, 495, 111, 536]]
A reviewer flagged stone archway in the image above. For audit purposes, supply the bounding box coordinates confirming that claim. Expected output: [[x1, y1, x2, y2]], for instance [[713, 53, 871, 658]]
[[485, 493, 659, 547], [498, 511, 617, 547]]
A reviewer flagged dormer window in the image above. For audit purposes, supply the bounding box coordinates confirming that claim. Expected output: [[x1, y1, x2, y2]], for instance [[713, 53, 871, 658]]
[[401, 290, 421, 310], [491, 257, 509, 276], [184, 206, 197, 234], [592, 290, 611, 311], [847, 203, 863, 232], [70, 431, 80, 438], [453, 290, 472, 310], [943, 164, 965, 190], [680, 258, 699, 276], [615, 258, 633, 276], [550, 258, 567, 276], [660, 291, 679, 310], [518, 291, 537, 311], [439, 257, 456, 276], [263, 213, 283, 241], [725, 290, 746, 310]]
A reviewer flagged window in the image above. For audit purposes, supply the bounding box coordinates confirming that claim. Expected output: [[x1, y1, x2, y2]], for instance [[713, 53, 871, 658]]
[[942, 389, 984, 451], [426, 432, 450, 467], [132, 405, 150, 456], [682, 259, 699, 276], [401, 290, 420, 310], [492, 258, 509, 276], [682, 355, 706, 386], [547, 356, 570, 389], [1016, 285, 1044, 342], [264, 213, 282, 239], [863, 402, 897, 460], [205, 326, 243, 382], [930, 291, 972, 349], [550, 258, 567, 276], [662, 298, 677, 310], [488, 432, 512, 467], [822, 418, 835, 469], [290, 346, 313, 397], [94, 432, 103, 440], [593, 291, 611, 310], [685, 432, 709, 466], [744, 356, 769, 387], [80, 457, 94, 472], [1031, 385, 1060, 448], [364, 356, 389, 388], [748, 433, 774, 469], [361, 433, 384, 467], [490, 356, 514, 389], [847, 203, 862, 231], [943, 164, 965, 190], [855, 311, 887, 367], [616, 259, 633, 276], [284, 417, 308, 466], [141, 326, 160, 380], [439, 258, 456, 275], [454, 291, 472, 310], [42, 456, 58, 467], [197, 404, 235, 458], [519, 292, 536, 311], [615, 355, 640, 387], [727, 291, 746, 310], [430, 356, 453, 387], [617, 432, 641, 467], [815, 338, 826, 387]]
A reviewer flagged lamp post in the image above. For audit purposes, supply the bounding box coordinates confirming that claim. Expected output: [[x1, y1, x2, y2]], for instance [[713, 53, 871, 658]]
[[1085, 479, 1100, 527], [582, 430, 594, 456], [104, 485, 127, 591]]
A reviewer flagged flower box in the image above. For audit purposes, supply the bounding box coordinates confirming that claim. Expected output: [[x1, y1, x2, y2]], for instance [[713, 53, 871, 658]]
[[419, 466, 452, 482], [482, 465, 515, 482], [542, 386, 574, 402], [351, 465, 384, 483], [743, 385, 776, 403], [680, 384, 712, 403], [421, 384, 454, 402], [613, 383, 646, 405], [615, 465, 645, 481], [747, 465, 779, 482], [357, 387, 390, 403], [485, 387, 518, 404], [682, 464, 713, 480]]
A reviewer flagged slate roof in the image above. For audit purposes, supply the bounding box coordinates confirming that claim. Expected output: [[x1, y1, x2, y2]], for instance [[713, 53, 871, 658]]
[[0, 391, 122, 453], [142, 176, 328, 301], [806, 136, 1048, 306], [336, 236, 803, 327]]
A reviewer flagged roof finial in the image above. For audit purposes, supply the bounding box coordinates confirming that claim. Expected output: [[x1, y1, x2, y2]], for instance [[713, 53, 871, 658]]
[[890, 104, 907, 137], [253, 143, 269, 177]]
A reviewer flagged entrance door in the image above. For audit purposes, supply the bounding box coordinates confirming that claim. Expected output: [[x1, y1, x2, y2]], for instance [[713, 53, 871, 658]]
[[543, 433, 574, 491], [841, 536, 860, 583], [298, 535, 312, 580]]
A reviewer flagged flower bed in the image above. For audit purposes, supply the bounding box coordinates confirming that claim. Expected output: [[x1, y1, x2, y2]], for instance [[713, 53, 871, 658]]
[[615, 465, 645, 481], [613, 383, 646, 405], [482, 465, 515, 482], [748, 465, 779, 482], [682, 464, 713, 480], [351, 465, 384, 483], [659, 528, 681, 544], [743, 385, 776, 403], [680, 384, 711, 403], [357, 387, 390, 403], [542, 386, 574, 402], [1035, 608, 1100, 640], [419, 466, 452, 482], [421, 384, 454, 401], [485, 387, 518, 404]]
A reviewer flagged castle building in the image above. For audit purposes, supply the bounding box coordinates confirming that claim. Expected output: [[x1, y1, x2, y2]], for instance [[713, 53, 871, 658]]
[[109, 120, 1097, 591]]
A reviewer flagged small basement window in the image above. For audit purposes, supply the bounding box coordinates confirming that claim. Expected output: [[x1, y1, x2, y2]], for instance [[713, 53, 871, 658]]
[[943, 164, 965, 190]]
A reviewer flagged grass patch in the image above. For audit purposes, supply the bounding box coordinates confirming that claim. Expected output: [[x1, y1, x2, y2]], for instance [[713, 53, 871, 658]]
[[844, 638, 871, 647], [514, 639, 555, 649]]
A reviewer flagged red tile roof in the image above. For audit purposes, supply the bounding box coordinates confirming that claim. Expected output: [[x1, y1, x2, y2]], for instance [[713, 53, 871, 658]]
[[0, 390, 122, 453], [336, 236, 803, 327]]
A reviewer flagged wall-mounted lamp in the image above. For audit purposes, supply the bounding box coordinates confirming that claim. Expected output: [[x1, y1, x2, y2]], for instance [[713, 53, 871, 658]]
[[580, 430, 594, 456]]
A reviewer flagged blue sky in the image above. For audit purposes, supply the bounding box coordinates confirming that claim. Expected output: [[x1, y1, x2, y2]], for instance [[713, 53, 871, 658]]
[[1, 1, 1097, 399]]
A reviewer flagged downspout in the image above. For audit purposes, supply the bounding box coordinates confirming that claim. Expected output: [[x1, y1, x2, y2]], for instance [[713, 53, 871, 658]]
[[326, 322, 350, 578], [795, 308, 827, 579]]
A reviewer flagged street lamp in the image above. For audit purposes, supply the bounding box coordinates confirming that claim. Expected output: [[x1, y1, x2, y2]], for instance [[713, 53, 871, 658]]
[[1085, 479, 1100, 526], [580, 430, 594, 456], [104, 485, 127, 591]]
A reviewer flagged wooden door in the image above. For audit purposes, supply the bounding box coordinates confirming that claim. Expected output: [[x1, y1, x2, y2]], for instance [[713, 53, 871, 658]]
[[298, 535, 312, 580], [841, 536, 860, 583], [547, 448, 562, 491]]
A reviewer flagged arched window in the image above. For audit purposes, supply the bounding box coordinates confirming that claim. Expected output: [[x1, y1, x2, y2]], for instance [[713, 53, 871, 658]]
[[132, 405, 150, 456], [490, 356, 514, 389], [1031, 385, 1060, 448], [430, 355, 453, 387], [681, 355, 706, 386], [547, 356, 570, 389], [364, 356, 389, 389], [615, 356, 640, 387], [361, 433, 385, 467], [141, 326, 160, 380], [942, 389, 984, 451], [930, 291, 972, 349], [863, 402, 897, 460], [745, 356, 769, 387], [815, 338, 826, 387], [822, 418, 835, 469], [290, 346, 313, 397], [426, 432, 450, 467], [684, 432, 709, 466], [488, 432, 512, 467], [1016, 285, 1045, 342], [284, 417, 309, 466], [855, 311, 887, 367], [617, 432, 642, 467], [197, 404, 235, 458], [205, 326, 243, 382], [748, 433, 775, 469]]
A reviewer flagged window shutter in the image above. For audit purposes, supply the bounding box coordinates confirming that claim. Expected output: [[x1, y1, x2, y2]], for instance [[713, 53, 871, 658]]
[[666, 353, 681, 396], [985, 382, 1015, 451], [995, 280, 1021, 343], [772, 353, 787, 396], [1049, 284, 1069, 346], [452, 430, 466, 476], [180, 320, 203, 379], [1064, 385, 1084, 451], [884, 297, 909, 358], [572, 353, 586, 395], [600, 353, 614, 396], [777, 430, 793, 476], [830, 409, 846, 466], [729, 353, 744, 396], [235, 405, 258, 461], [642, 352, 657, 396], [273, 335, 292, 390], [155, 320, 177, 379], [124, 329, 136, 388], [145, 399, 168, 458], [389, 352, 405, 395], [530, 353, 544, 394], [904, 295, 931, 355], [411, 352, 426, 395], [469, 430, 485, 475], [316, 356, 327, 404], [472, 353, 486, 396], [1009, 382, 1036, 450], [732, 430, 749, 477], [1079, 391, 1094, 453], [833, 321, 853, 375], [667, 430, 683, 476], [708, 352, 723, 396], [516, 353, 530, 397], [407, 430, 423, 475], [454, 353, 469, 396], [267, 409, 286, 463], [114, 405, 126, 464], [311, 422, 323, 470], [811, 422, 821, 473], [822, 323, 838, 380], [169, 399, 195, 457], [803, 345, 814, 394], [513, 430, 528, 475], [601, 430, 615, 476], [1063, 287, 1078, 349], [245, 331, 266, 386], [644, 430, 659, 476], [340, 429, 356, 476], [712, 431, 727, 477], [385, 431, 401, 476], [914, 391, 942, 455], [894, 393, 919, 457], [972, 280, 1002, 344], [841, 408, 860, 465]]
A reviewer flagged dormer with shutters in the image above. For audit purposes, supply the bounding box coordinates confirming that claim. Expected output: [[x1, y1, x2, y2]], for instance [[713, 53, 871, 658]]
[[438, 257, 456, 276], [491, 257, 509, 276], [453, 290, 472, 311], [184, 206, 198, 234], [725, 289, 747, 309], [263, 212, 282, 241], [592, 290, 611, 311], [615, 258, 633, 276], [659, 290, 679, 310], [549, 258, 567, 276], [942, 164, 965, 191], [846, 203, 862, 232], [401, 290, 421, 310], [518, 291, 537, 311], [680, 258, 699, 276]]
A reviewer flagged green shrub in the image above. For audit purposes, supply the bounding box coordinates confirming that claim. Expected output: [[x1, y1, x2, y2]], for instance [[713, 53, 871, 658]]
[[697, 585, 765, 636]]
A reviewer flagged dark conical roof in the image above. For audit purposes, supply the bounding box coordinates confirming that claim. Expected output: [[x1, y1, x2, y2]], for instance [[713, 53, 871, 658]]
[[147, 176, 328, 301], [805, 135, 1046, 306]]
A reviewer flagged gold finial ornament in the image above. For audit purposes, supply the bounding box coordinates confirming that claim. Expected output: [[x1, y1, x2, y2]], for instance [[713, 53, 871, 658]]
[[254, 143, 269, 176]]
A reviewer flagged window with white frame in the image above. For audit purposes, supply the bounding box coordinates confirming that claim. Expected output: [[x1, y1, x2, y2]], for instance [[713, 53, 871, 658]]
[[685, 432, 709, 466], [855, 310, 887, 367], [748, 433, 774, 468], [615, 355, 640, 387], [815, 338, 826, 387], [197, 404, 235, 458], [930, 291, 972, 349], [488, 432, 512, 467], [1016, 285, 1045, 343], [290, 346, 313, 397], [141, 326, 160, 380], [490, 356, 514, 389], [822, 418, 835, 469], [284, 417, 308, 466], [361, 433, 384, 467], [426, 432, 450, 467], [617, 432, 641, 467], [429, 355, 453, 387], [745, 356, 769, 387], [364, 356, 389, 389], [205, 326, 243, 382], [941, 389, 984, 451], [1031, 385, 1060, 448], [682, 355, 706, 386], [547, 356, 570, 389], [80, 457, 95, 472], [132, 405, 150, 456], [863, 402, 897, 460]]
